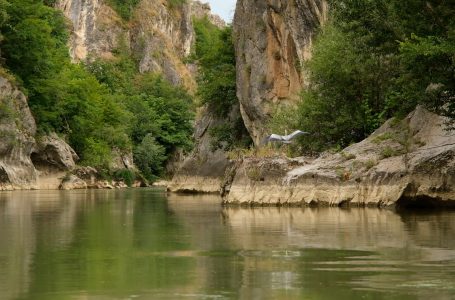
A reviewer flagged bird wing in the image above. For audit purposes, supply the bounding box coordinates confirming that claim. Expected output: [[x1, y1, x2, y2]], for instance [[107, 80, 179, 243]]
[[283, 130, 309, 141], [268, 134, 284, 141]]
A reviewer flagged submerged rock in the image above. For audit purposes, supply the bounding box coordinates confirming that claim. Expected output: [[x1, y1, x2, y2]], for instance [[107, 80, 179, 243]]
[[223, 107, 455, 207]]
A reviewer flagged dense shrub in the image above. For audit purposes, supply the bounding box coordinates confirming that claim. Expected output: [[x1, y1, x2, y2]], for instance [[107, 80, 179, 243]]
[[288, 0, 455, 152], [105, 0, 140, 20], [192, 17, 252, 150], [192, 17, 237, 117]]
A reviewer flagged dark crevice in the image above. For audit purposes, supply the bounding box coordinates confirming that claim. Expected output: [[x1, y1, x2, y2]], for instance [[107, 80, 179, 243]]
[[396, 196, 455, 211]]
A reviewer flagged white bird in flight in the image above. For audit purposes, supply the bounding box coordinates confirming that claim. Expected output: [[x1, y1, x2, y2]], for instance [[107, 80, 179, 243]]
[[263, 130, 310, 144]]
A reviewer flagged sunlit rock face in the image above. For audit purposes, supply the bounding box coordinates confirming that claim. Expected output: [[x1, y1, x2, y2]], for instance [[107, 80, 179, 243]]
[[0, 76, 37, 190], [56, 0, 190, 88], [234, 0, 327, 144], [55, 0, 122, 61], [55, 0, 222, 89]]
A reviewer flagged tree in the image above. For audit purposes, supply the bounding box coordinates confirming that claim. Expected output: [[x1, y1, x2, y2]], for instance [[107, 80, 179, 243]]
[[291, 0, 455, 152]]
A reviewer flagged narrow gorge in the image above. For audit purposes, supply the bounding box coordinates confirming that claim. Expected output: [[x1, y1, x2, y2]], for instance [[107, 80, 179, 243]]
[[0, 0, 453, 208]]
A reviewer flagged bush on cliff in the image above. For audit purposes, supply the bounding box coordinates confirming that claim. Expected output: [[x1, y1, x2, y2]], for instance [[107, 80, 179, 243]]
[[192, 17, 252, 150], [192, 17, 237, 117]]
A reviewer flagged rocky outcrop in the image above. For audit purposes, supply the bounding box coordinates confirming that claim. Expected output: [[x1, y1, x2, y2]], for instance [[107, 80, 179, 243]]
[[55, 0, 124, 61], [168, 106, 236, 193], [0, 76, 37, 190], [56, 0, 194, 87], [130, 0, 195, 88], [0, 75, 135, 190], [59, 174, 88, 190], [32, 133, 79, 172], [234, 0, 327, 144], [191, 1, 226, 28], [56, 0, 224, 89], [223, 107, 455, 207], [110, 149, 135, 171]]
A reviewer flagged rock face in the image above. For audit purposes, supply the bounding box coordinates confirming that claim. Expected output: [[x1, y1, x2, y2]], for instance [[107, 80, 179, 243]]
[[168, 106, 236, 193], [0, 76, 37, 190], [234, 0, 327, 144], [223, 107, 455, 207], [55, 0, 123, 61], [191, 1, 226, 28], [56, 0, 223, 89], [32, 133, 79, 172], [130, 0, 195, 88]]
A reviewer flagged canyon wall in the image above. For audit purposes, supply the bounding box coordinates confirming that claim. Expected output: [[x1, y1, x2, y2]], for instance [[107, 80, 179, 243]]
[[234, 0, 327, 144], [0, 76, 37, 190], [56, 0, 222, 89]]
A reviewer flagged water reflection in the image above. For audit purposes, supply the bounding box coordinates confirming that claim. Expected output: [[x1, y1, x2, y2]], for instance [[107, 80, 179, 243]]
[[0, 190, 454, 299]]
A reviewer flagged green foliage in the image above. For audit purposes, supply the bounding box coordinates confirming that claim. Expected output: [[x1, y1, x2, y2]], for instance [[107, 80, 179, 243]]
[[191, 17, 252, 151], [114, 169, 136, 187], [88, 50, 194, 179], [105, 0, 140, 20], [0, 0, 129, 168], [168, 0, 186, 9], [82, 138, 112, 170], [209, 116, 252, 151], [133, 134, 166, 181], [293, 0, 455, 152], [0, 0, 9, 30], [193, 17, 237, 117]]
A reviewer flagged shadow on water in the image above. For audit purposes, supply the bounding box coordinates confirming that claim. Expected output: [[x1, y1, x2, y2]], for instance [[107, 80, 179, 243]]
[[396, 195, 455, 211], [0, 190, 454, 299]]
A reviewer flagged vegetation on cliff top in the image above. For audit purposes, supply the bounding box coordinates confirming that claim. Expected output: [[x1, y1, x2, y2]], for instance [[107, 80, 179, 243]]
[[271, 0, 455, 153], [0, 0, 194, 181], [106, 0, 187, 20]]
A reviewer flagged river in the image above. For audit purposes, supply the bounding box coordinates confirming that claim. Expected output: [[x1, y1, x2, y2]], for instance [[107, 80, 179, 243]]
[[0, 189, 454, 299]]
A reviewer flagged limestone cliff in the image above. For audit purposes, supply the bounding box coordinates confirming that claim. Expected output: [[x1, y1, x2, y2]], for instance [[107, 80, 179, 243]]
[[223, 107, 455, 207], [170, 0, 328, 192], [234, 0, 327, 144], [56, 0, 222, 89], [0, 76, 37, 190], [191, 1, 226, 28]]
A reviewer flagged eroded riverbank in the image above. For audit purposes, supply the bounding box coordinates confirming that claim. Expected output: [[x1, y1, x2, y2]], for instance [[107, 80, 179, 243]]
[[170, 107, 455, 208]]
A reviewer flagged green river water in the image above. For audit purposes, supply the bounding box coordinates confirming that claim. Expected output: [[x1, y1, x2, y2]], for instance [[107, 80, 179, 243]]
[[1, 189, 455, 299]]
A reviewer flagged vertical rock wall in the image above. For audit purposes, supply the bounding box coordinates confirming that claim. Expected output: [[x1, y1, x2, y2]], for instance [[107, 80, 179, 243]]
[[56, 0, 124, 61], [56, 0, 221, 89], [0, 77, 37, 190], [234, 0, 327, 144]]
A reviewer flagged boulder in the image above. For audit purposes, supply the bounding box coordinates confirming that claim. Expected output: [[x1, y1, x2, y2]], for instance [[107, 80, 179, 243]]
[[32, 133, 79, 172], [59, 175, 88, 190]]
